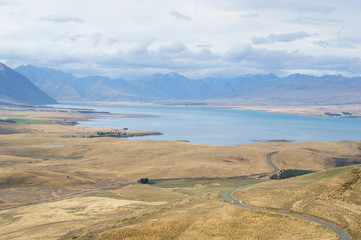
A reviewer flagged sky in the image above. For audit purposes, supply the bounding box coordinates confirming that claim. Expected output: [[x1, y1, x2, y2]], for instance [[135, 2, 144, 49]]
[[0, 0, 360, 79]]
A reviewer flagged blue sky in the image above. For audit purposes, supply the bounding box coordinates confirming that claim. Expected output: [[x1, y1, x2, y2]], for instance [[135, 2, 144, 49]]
[[0, 0, 360, 79]]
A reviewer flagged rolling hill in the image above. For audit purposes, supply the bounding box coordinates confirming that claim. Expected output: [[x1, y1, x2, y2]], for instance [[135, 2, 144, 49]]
[[232, 164, 361, 239]]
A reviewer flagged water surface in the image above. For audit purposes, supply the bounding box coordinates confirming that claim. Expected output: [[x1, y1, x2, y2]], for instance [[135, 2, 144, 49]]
[[54, 104, 361, 145]]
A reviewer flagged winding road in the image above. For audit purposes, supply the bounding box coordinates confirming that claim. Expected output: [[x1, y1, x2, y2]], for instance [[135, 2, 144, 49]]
[[221, 152, 351, 240]]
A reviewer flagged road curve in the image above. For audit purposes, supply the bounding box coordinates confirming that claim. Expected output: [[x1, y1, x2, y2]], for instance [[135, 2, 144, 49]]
[[221, 188, 350, 240], [221, 152, 350, 240], [266, 151, 279, 174]]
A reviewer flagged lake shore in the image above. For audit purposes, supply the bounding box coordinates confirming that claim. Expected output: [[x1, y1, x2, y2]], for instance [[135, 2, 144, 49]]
[[59, 100, 361, 119], [0, 105, 162, 137], [222, 104, 361, 119]]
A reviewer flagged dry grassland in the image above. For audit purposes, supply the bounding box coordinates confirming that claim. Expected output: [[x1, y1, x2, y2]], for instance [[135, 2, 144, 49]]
[[89, 193, 337, 240], [233, 165, 361, 239], [0, 193, 166, 240], [257, 141, 361, 170], [0, 106, 360, 239]]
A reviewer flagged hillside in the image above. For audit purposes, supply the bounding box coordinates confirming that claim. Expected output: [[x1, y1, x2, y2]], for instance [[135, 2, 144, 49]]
[[232, 165, 361, 239], [16, 65, 361, 105], [0, 63, 57, 105]]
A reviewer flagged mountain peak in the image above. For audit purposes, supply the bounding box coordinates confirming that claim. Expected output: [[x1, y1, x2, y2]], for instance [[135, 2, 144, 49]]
[[0, 62, 8, 71], [166, 72, 183, 78]]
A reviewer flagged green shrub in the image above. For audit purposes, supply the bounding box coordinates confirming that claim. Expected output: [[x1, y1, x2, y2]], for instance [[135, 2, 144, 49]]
[[270, 169, 315, 179], [138, 178, 149, 184]]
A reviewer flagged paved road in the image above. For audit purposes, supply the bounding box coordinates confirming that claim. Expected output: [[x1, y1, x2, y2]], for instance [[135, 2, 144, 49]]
[[221, 189, 350, 240], [266, 151, 279, 174], [221, 151, 351, 240]]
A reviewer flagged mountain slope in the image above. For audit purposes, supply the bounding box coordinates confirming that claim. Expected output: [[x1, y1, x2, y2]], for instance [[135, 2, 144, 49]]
[[0, 63, 57, 105], [15, 65, 361, 105], [16, 65, 133, 101]]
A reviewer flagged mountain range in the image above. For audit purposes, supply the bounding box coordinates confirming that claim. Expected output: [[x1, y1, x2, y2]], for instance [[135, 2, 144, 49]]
[[0, 63, 57, 105], [15, 65, 361, 105]]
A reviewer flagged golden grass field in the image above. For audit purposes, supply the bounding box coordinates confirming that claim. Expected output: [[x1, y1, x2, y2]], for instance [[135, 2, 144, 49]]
[[92, 191, 337, 240], [0, 105, 360, 239], [233, 165, 361, 239]]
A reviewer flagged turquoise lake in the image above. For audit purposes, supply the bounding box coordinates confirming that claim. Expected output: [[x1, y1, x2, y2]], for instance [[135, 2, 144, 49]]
[[55, 104, 361, 145]]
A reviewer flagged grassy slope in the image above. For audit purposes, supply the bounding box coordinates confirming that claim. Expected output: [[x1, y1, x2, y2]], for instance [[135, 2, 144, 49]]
[[61, 179, 337, 240], [232, 165, 361, 239], [97, 201, 337, 240]]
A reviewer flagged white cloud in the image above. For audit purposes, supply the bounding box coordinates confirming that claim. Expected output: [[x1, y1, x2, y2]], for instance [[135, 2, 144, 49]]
[[253, 31, 313, 44], [226, 0, 337, 14], [241, 13, 258, 18], [312, 40, 329, 48], [292, 16, 345, 25], [0, 0, 360, 78], [169, 10, 192, 21], [0, 0, 10, 5], [39, 15, 82, 23]]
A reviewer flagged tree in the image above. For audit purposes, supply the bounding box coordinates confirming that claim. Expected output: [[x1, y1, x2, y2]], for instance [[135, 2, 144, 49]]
[[138, 177, 149, 184]]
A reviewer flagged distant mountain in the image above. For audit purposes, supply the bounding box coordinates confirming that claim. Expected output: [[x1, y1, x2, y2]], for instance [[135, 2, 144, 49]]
[[15, 65, 80, 100], [16, 65, 134, 101], [0, 63, 57, 105], [15, 65, 361, 105], [129, 72, 209, 100]]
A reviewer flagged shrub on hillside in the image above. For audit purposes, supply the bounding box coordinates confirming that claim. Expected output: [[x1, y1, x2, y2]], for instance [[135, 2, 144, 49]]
[[270, 169, 315, 179], [138, 178, 149, 184]]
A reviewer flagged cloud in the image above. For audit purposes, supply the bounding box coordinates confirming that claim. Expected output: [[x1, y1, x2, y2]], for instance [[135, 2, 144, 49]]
[[197, 44, 212, 48], [241, 13, 258, 18], [223, 44, 361, 76], [3, 41, 361, 79], [169, 10, 192, 21], [312, 40, 329, 48], [292, 16, 345, 25], [0, 0, 10, 5], [1, 0, 360, 78], [158, 42, 187, 54], [90, 33, 102, 47], [253, 31, 313, 44], [39, 15, 82, 23], [230, 0, 336, 14]]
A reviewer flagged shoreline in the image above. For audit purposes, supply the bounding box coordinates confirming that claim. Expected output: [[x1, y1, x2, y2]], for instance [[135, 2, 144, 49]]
[[0, 105, 163, 138], [58, 100, 361, 119]]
